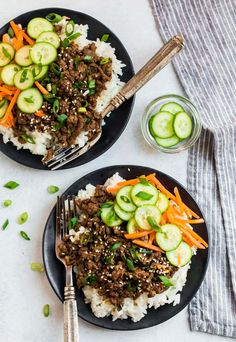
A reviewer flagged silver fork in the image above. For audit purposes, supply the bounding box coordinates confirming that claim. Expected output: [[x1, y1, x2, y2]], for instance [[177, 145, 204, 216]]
[[56, 195, 79, 342], [46, 35, 184, 170]]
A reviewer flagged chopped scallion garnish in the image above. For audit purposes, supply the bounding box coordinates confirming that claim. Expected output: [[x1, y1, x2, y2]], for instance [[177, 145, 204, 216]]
[[84, 55, 93, 62], [4, 181, 19, 190], [101, 33, 109, 42], [2, 219, 9, 230], [20, 230, 30, 240], [2, 199, 12, 207], [31, 262, 44, 272], [78, 107, 87, 113], [43, 304, 50, 317], [47, 185, 59, 194], [18, 212, 29, 225], [66, 20, 75, 36], [88, 79, 96, 89], [46, 13, 62, 23]]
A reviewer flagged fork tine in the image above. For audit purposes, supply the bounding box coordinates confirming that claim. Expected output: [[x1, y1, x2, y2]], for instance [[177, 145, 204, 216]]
[[61, 195, 67, 237], [56, 195, 61, 240], [73, 195, 77, 217], [68, 195, 72, 228]]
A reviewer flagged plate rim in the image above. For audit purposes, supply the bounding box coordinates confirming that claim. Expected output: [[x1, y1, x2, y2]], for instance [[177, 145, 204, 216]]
[[42, 164, 210, 330], [0, 8, 135, 171]]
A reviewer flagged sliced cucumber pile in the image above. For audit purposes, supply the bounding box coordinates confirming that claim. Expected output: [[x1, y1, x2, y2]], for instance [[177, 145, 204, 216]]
[[27, 17, 54, 39], [1, 64, 21, 85], [0, 43, 15, 66], [166, 242, 192, 267], [148, 101, 193, 148], [17, 88, 43, 113], [156, 224, 182, 251], [14, 69, 34, 90], [36, 31, 60, 48], [15, 45, 33, 66]]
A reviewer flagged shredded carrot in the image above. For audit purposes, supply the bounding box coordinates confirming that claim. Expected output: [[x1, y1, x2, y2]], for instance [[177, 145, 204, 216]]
[[34, 81, 49, 95], [17, 30, 24, 49], [5, 95, 13, 101], [179, 223, 208, 248], [174, 187, 184, 213], [160, 212, 167, 225], [2, 33, 10, 43], [10, 21, 20, 37], [0, 89, 20, 127], [177, 254, 182, 266], [22, 31, 35, 46], [148, 231, 156, 244], [182, 235, 195, 247], [149, 175, 176, 201], [171, 204, 182, 216], [0, 86, 14, 95], [132, 239, 163, 253], [11, 37, 20, 50], [176, 218, 205, 225], [35, 110, 45, 117], [107, 173, 157, 193], [182, 230, 205, 249], [124, 230, 152, 239]]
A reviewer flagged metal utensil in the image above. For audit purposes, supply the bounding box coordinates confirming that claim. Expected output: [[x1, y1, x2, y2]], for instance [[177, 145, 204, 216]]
[[46, 35, 184, 170], [56, 195, 79, 342]]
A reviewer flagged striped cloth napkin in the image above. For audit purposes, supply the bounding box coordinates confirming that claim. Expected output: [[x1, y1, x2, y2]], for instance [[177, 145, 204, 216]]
[[150, 0, 236, 338]]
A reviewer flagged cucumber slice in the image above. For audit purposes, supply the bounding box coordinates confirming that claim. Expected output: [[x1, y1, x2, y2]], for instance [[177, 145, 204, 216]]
[[17, 88, 43, 113], [101, 204, 123, 227], [173, 111, 193, 139], [0, 43, 15, 66], [156, 224, 182, 251], [148, 116, 156, 138], [27, 17, 53, 39], [14, 69, 34, 90], [156, 192, 169, 213], [0, 99, 9, 118], [127, 218, 139, 234], [30, 42, 57, 65], [116, 185, 136, 212], [135, 205, 161, 230], [155, 135, 180, 148], [160, 101, 184, 114], [1, 64, 21, 86], [166, 241, 192, 267], [30, 64, 48, 81], [151, 111, 174, 138], [36, 31, 60, 48], [15, 45, 33, 67], [131, 182, 158, 207], [114, 202, 134, 221]]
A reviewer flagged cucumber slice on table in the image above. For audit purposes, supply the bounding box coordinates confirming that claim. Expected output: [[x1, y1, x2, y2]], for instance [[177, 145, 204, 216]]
[[27, 17, 53, 39], [150, 111, 174, 138], [14, 69, 34, 90], [160, 101, 184, 114], [17, 88, 43, 113], [135, 205, 161, 230], [114, 202, 134, 221], [156, 224, 182, 251], [0, 99, 9, 118], [0, 43, 15, 66], [127, 217, 139, 234], [101, 203, 123, 227], [155, 135, 180, 148], [30, 42, 57, 65], [36, 31, 60, 48], [166, 241, 192, 267], [156, 192, 169, 213], [15, 45, 33, 66], [30, 64, 48, 81], [1, 64, 21, 86], [131, 182, 158, 207], [173, 111, 193, 139], [116, 185, 136, 212]]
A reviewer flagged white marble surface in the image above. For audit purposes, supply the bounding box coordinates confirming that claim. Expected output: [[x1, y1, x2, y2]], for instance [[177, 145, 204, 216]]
[[0, 1, 227, 341]]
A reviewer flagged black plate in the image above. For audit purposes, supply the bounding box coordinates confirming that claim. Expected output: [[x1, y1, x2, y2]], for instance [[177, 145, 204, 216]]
[[43, 165, 209, 330], [0, 8, 134, 170]]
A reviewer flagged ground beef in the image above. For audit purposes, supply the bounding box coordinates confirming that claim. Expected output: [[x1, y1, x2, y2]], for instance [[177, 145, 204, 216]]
[[12, 41, 113, 159], [58, 185, 178, 307]]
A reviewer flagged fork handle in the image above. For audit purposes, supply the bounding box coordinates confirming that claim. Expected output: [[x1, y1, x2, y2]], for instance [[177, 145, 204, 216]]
[[101, 35, 184, 118], [64, 286, 79, 342]]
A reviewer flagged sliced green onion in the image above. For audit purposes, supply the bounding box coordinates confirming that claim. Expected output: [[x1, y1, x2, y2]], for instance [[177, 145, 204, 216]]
[[139, 177, 150, 185], [88, 79, 96, 89], [53, 99, 60, 114], [110, 242, 121, 251], [68, 32, 81, 40], [18, 212, 28, 225], [20, 69, 28, 83], [125, 257, 135, 271], [68, 216, 78, 230], [2, 199, 12, 207], [47, 185, 59, 194], [78, 107, 87, 113], [20, 134, 35, 144], [82, 275, 97, 285], [24, 97, 34, 104], [84, 55, 93, 62], [89, 89, 95, 95], [100, 57, 111, 65], [46, 13, 62, 23], [74, 56, 80, 69], [31, 262, 44, 272], [66, 20, 75, 36], [50, 63, 60, 76], [43, 94, 58, 104], [4, 181, 19, 190], [100, 202, 113, 209], [83, 100, 89, 108], [159, 275, 174, 287], [2, 46, 11, 60], [62, 38, 70, 48], [8, 27, 14, 38], [31, 64, 42, 78], [101, 34, 109, 42], [135, 191, 153, 200], [120, 195, 130, 203], [20, 230, 30, 240], [57, 114, 68, 125], [51, 84, 57, 95], [43, 304, 50, 317], [127, 281, 138, 292], [2, 219, 9, 230]]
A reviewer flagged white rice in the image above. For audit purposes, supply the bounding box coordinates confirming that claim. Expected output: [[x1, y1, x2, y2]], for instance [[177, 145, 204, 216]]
[[0, 18, 125, 156], [71, 173, 192, 322]]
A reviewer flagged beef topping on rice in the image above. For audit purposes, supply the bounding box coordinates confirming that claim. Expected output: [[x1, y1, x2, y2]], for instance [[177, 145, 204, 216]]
[[58, 185, 178, 306]]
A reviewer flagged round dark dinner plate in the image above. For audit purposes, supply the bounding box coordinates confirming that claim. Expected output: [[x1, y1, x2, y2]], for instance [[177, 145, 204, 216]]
[[43, 165, 209, 330], [0, 8, 134, 170]]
